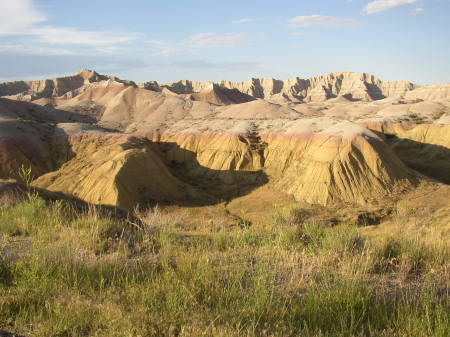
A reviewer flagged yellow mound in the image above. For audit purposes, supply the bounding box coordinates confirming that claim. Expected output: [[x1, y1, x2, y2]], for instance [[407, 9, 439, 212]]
[[32, 133, 198, 210], [154, 118, 417, 206]]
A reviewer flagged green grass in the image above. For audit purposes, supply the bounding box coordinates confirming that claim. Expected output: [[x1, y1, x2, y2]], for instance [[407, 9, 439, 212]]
[[0, 197, 449, 336]]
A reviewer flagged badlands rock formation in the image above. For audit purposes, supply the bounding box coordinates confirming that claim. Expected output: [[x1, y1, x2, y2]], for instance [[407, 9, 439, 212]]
[[160, 72, 418, 103], [154, 118, 415, 205], [0, 70, 448, 211], [32, 131, 202, 210], [0, 69, 137, 102]]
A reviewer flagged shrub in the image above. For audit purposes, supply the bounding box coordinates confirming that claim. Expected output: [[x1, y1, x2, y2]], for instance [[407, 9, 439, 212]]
[[297, 221, 326, 247], [271, 206, 311, 226], [322, 225, 366, 254], [0, 256, 12, 286], [0, 194, 54, 235], [371, 235, 445, 276]]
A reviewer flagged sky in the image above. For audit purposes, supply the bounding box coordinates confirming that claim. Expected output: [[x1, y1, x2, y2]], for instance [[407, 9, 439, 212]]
[[0, 0, 449, 84]]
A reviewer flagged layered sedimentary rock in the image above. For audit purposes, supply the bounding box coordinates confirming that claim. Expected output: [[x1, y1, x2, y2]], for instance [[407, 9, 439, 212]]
[[389, 124, 450, 184], [0, 69, 136, 101], [357, 119, 450, 184], [0, 70, 448, 211], [161, 72, 418, 102], [57, 84, 215, 131], [0, 98, 95, 180], [404, 83, 450, 101], [1, 69, 447, 107], [150, 118, 416, 206], [55, 85, 300, 131], [180, 84, 256, 105], [32, 132, 200, 210]]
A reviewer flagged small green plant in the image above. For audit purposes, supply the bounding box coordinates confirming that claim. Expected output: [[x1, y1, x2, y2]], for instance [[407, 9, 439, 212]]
[[433, 109, 447, 120], [297, 221, 326, 247], [408, 113, 426, 124], [17, 164, 34, 186], [322, 224, 366, 254]]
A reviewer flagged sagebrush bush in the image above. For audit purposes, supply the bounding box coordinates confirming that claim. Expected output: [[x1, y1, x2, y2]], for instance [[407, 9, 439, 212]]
[[271, 205, 311, 226]]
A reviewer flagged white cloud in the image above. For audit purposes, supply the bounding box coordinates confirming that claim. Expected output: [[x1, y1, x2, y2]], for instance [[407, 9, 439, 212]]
[[146, 33, 254, 56], [0, 44, 74, 55], [146, 39, 195, 57], [289, 15, 365, 28], [362, 0, 417, 15], [291, 31, 317, 37], [151, 48, 195, 57], [0, 0, 139, 52], [410, 7, 425, 15], [0, 0, 46, 34], [182, 33, 253, 47], [169, 60, 261, 71], [32, 27, 139, 46], [146, 39, 168, 47], [232, 18, 256, 24]]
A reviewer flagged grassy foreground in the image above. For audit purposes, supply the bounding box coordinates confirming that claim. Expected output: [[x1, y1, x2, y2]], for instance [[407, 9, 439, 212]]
[[0, 194, 449, 337]]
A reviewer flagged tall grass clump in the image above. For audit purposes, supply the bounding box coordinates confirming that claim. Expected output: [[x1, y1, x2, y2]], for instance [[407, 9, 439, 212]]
[[0, 192, 54, 235]]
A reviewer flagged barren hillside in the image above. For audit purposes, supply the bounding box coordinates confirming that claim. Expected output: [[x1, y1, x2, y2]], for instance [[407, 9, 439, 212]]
[[0, 70, 448, 213]]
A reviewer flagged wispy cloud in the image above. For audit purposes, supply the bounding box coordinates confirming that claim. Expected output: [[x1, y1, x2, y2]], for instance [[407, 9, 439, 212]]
[[146, 39, 195, 57], [146, 33, 256, 57], [182, 33, 254, 47], [0, 52, 147, 79], [362, 0, 417, 15], [0, 44, 74, 55], [289, 15, 366, 28], [169, 60, 261, 72], [32, 27, 139, 46], [291, 31, 318, 38], [410, 7, 425, 15], [0, 0, 46, 35], [0, 0, 139, 54], [151, 48, 196, 57], [232, 18, 256, 24]]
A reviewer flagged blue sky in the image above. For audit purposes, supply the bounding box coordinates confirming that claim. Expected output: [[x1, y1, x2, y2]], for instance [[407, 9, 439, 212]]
[[0, 0, 449, 84]]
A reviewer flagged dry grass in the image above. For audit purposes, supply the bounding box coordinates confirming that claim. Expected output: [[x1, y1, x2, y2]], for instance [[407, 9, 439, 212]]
[[0, 195, 449, 337]]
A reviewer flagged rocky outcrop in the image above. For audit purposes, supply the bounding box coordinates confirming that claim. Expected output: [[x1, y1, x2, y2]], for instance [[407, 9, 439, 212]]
[[161, 72, 418, 102], [0, 69, 136, 101], [181, 84, 256, 105], [3, 70, 448, 106], [404, 83, 450, 101]]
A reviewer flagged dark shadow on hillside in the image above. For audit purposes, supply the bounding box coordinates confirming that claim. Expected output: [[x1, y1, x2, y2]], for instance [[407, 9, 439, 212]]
[[0, 99, 120, 181], [364, 83, 386, 100], [374, 131, 450, 184], [341, 93, 364, 102], [1, 139, 269, 211], [152, 141, 269, 206]]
